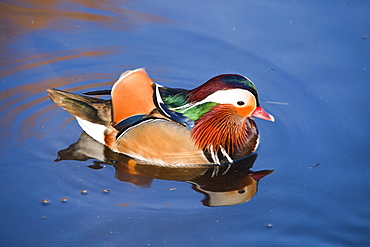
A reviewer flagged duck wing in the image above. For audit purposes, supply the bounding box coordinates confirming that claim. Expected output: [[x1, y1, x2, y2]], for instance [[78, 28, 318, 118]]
[[153, 85, 195, 129], [111, 68, 156, 124], [115, 118, 209, 166]]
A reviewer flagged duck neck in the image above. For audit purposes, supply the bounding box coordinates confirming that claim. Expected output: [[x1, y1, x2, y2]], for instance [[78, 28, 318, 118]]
[[191, 105, 255, 158]]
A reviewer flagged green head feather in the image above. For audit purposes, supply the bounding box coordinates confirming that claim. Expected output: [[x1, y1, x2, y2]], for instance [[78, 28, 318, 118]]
[[175, 102, 217, 121], [160, 88, 189, 108]]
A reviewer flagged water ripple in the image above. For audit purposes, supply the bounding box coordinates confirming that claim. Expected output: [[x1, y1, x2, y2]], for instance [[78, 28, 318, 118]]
[[0, 1, 167, 47], [0, 48, 121, 78], [0, 70, 118, 141]]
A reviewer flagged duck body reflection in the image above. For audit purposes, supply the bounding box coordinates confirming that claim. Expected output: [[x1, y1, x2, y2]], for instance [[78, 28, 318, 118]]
[[57, 132, 273, 206], [48, 68, 274, 166]]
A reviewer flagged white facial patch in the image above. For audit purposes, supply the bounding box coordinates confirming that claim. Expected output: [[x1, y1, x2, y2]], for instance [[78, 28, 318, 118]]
[[201, 89, 256, 108]]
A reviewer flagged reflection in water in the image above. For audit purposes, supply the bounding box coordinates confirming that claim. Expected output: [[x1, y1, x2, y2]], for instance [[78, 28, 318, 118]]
[[0, 0, 168, 141], [0, 48, 118, 78], [56, 132, 273, 207], [0, 0, 167, 48]]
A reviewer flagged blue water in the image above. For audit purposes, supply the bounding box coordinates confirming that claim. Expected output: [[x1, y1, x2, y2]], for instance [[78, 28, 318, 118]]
[[1, 0, 369, 246]]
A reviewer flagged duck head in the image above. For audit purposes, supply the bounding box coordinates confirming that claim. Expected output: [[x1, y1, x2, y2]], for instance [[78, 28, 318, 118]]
[[188, 74, 275, 121], [173, 74, 274, 159]]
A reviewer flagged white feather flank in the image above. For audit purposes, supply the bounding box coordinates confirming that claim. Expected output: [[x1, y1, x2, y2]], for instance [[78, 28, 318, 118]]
[[76, 117, 107, 145], [252, 135, 260, 153], [154, 85, 171, 118], [209, 145, 220, 165], [220, 145, 234, 164]]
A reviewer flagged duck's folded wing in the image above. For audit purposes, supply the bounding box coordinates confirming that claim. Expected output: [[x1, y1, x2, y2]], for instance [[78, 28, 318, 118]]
[[154, 85, 194, 129], [115, 118, 209, 166], [111, 68, 156, 124]]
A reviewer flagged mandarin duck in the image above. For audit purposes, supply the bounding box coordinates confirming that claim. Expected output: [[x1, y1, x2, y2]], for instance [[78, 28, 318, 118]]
[[47, 68, 274, 166]]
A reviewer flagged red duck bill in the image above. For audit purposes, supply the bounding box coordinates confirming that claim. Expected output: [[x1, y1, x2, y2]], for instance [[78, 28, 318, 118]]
[[251, 106, 275, 122]]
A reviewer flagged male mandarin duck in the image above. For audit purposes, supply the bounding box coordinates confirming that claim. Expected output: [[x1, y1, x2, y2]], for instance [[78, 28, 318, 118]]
[[47, 68, 274, 166]]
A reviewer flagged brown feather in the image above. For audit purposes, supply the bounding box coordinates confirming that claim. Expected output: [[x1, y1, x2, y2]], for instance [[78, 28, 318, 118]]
[[115, 119, 209, 165], [111, 69, 156, 123], [191, 105, 257, 157]]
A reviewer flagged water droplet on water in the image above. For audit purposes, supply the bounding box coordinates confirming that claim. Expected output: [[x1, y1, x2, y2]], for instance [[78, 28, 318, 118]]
[[41, 199, 49, 205], [60, 197, 68, 202], [80, 190, 88, 195], [102, 189, 110, 194], [266, 223, 273, 228]]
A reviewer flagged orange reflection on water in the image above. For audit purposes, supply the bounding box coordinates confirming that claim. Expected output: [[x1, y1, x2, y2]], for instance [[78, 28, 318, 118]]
[[0, 0, 167, 47], [0, 0, 168, 141], [0, 49, 120, 78]]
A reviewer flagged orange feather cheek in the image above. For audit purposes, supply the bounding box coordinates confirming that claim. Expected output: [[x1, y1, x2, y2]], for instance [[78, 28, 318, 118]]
[[235, 105, 256, 117]]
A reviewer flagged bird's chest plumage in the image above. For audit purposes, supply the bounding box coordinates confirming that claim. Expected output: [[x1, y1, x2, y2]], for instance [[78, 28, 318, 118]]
[[189, 105, 259, 162], [193, 117, 259, 164]]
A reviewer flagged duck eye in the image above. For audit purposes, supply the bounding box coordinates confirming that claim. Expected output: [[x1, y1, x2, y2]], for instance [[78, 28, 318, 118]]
[[237, 101, 245, 106]]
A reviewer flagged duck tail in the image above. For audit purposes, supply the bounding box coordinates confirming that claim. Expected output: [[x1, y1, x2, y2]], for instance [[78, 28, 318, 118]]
[[47, 88, 113, 144], [47, 88, 112, 125]]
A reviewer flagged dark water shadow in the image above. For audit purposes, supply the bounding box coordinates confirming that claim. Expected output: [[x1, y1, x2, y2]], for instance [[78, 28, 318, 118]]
[[56, 132, 273, 207]]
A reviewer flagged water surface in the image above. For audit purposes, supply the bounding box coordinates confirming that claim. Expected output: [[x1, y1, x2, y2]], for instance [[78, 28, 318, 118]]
[[1, 0, 369, 246]]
